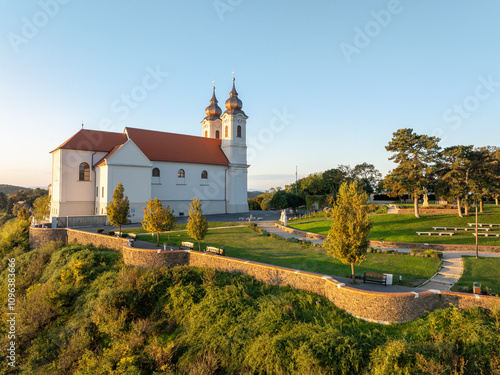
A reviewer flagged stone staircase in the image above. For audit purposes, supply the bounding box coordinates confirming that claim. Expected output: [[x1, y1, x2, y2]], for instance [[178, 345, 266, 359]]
[[422, 255, 463, 291]]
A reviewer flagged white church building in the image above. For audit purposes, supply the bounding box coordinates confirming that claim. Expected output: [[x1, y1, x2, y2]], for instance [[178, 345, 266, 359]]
[[49, 78, 249, 224]]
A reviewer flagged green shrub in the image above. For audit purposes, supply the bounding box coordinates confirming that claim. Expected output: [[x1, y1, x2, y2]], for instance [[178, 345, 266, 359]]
[[376, 205, 388, 214], [96, 228, 104, 234]]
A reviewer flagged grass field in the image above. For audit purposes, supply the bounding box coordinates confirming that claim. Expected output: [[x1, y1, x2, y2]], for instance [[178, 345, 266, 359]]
[[122, 221, 243, 234], [451, 256, 500, 294], [136, 226, 440, 286], [288, 204, 500, 246]]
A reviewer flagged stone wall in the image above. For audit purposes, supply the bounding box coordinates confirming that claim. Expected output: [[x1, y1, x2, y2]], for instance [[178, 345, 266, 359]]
[[122, 246, 189, 269], [66, 229, 126, 251], [29, 227, 500, 324], [29, 227, 68, 248]]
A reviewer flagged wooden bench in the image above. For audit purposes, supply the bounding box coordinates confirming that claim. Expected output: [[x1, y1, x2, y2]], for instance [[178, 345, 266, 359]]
[[416, 231, 454, 236], [363, 272, 387, 286], [181, 241, 194, 249], [205, 246, 225, 256], [433, 226, 490, 232], [468, 223, 500, 228], [473, 232, 500, 237]]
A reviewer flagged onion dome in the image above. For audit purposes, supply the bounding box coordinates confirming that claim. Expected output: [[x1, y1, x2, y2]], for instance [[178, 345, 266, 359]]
[[204, 87, 222, 121], [224, 77, 246, 116]]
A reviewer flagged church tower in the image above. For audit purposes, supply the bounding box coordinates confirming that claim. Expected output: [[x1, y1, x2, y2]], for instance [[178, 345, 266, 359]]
[[220, 75, 249, 213], [201, 83, 222, 139]]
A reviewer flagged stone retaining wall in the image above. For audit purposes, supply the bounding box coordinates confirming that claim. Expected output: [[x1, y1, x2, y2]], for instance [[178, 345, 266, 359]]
[[29, 227, 500, 324]]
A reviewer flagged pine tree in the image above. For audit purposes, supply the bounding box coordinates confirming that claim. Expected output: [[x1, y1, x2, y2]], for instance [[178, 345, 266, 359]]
[[187, 197, 208, 251], [385, 128, 440, 218], [323, 181, 371, 283], [142, 198, 176, 246], [107, 182, 130, 235]]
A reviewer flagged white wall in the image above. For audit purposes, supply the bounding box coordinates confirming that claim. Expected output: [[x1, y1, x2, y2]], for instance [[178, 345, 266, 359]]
[[150, 161, 228, 217], [51, 149, 107, 218]]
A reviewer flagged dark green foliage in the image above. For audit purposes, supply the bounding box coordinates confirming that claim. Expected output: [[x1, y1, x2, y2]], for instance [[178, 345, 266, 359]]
[[1, 240, 499, 373]]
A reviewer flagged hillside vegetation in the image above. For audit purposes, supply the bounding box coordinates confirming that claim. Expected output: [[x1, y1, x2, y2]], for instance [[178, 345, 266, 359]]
[[0, 184, 25, 195], [1, 235, 499, 373]]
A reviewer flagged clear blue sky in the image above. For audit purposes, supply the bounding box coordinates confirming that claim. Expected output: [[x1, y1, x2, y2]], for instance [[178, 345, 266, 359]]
[[1, 1, 500, 190]]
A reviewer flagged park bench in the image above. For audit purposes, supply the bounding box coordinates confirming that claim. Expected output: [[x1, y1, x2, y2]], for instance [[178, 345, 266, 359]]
[[205, 246, 225, 256], [473, 232, 500, 237], [363, 272, 387, 286], [468, 223, 500, 228], [416, 231, 454, 236], [181, 241, 194, 250], [432, 226, 490, 232]]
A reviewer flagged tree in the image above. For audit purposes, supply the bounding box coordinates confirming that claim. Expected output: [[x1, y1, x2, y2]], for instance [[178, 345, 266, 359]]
[[320, 168, 344, 197], [352, 163, 382, 195], [270, 190, 288, 209], [385, 128, 441, 218], [142, 198, 177, 246], [323, 182, 371, 283], [187, 198, 208, 251], [436, 145, 473, 217], [107, 182, 130, 235], [33, 195, 51, 222], [0, 192, 7, 212]]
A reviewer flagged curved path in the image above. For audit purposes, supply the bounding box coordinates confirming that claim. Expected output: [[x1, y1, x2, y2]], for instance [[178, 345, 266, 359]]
[[257, 220, 500, 292]]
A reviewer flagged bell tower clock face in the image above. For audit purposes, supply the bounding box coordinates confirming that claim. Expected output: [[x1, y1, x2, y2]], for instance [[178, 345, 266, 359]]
[[237, 117, 242, 123]]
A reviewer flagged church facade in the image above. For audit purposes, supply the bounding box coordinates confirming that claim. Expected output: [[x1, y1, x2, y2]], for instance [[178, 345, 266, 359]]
[[49, 78, 249, 223]]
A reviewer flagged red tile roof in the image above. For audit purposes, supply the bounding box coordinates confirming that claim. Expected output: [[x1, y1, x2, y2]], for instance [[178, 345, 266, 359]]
[[51, 129, 127, 153], [94, 144, 124, 167], [52, 127, 229, 166], [125, 127, 228, 166]]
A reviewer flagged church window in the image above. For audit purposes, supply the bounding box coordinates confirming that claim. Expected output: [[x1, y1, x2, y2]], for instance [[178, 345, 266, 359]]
[[205, 131, 208, 137], [215, 130, 220, 139], [102, 187, 104, 198], [79, 162, 90, 181], [237, 125, 242, 138], [225, 126, 228, 138], [152, 167, 160, 177], [177, 169, 185, 178], [201, 170, 208, 179]]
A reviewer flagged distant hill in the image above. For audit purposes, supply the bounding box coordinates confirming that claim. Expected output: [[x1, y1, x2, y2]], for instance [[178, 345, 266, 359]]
[[248, 191, 264, 199], [0, 184, 26, 195]]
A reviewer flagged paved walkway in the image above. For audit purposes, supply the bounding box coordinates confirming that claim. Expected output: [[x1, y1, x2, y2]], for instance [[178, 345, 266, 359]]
[[256, 220, 500, 293]]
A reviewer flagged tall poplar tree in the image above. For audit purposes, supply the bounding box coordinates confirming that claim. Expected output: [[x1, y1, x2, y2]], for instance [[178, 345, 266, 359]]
[[107, 182, 130, 235], [385, 128, 440, 218], [187, 197, 208, 251], [323, 181, 371, 283], [142, 198, 176, 246]]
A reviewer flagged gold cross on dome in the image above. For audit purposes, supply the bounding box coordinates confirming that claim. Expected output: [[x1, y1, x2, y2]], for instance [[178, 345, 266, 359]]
[[232, 69, 235, 79]]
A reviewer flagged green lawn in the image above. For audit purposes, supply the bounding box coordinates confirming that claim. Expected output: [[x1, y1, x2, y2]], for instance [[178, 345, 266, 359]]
[[288, 204, 500, 246], [136, 226, 440, 286], [451, 256, 500, 295], [122, 221, 243, 234]]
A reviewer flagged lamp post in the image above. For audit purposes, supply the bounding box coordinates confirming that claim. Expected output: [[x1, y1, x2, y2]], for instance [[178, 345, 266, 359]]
[[475, 195, 479, 259]]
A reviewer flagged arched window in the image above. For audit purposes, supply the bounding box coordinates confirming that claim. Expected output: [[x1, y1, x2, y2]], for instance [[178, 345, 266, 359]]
[[177, 169, 185, 178], [79, 162, 90, 181], [201, 170, 208, 179], [215, 130, 220, 139], [152, 167, 160, 177], [225, 126, 228, 138], [237, 125, 242, 138], [204, 130, 208, 137]]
